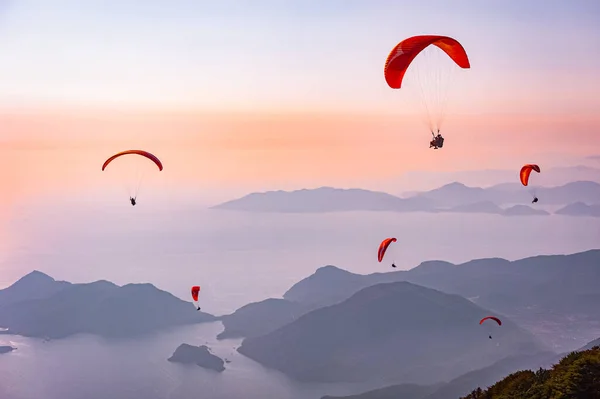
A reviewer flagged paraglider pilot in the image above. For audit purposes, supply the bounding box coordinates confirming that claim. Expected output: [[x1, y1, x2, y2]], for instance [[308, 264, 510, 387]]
[[197, 306, 201, 311], [130, 197, 136, 206], [429, 130, 444, 149], [532, 197, 538, 204], [391, 263, 397, 268]]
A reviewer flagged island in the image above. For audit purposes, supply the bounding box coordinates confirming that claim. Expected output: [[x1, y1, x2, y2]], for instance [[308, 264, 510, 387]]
[[0, 345, 15, 354], [168, 344, 225, 372]]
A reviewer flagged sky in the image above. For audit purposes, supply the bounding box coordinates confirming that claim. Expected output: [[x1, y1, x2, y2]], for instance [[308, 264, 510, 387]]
[[0, 0, 599, 202]]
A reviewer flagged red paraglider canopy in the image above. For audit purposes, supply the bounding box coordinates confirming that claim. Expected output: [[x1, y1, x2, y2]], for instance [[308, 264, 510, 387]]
[[102, 150, 163, 171], [519, 164, 540, 186], [479, 316, 502, 326], [384, 35, 471, 89], [378, 238, 397, 262], [191, 286, 200, 302]]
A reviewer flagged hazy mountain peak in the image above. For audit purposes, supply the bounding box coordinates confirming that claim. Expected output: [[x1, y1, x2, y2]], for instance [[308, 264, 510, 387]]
[[16, 270, 55, 284], [314, 265, 351, 275]]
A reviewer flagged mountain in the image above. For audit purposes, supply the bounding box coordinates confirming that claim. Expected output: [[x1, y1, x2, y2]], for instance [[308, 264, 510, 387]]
[[0, 270, 71, 306], [413, 182, 488, 208], [555, 201, 600, 217], [444, 202, 549, 216], [212, 181, 600, 214], [168, 344, 225, 372], [501, 205, 549, 216], [460, 347, 600, 399], [284, 250, 600, 351], [0, 271, 216, 339], [412, 180, 600, 207], [217, 298, 308, 340], [321, 351, 558, 399], [211, 187, 433, 213], [394, 165, 600, 192], [0, 346, 14, 354], [218, 250, 600, 350], [445, 201, 503, 214], [238, 281, 543, 384]]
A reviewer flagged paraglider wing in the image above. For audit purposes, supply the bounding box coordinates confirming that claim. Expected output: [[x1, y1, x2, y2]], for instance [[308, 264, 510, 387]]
[[378, 238, 397, 262], [191, 286, 200, 302], [519, 164, 540, 186], [102, 150, 163, 171], [479, 316, 502, 326], [384, 35, 471, 89]]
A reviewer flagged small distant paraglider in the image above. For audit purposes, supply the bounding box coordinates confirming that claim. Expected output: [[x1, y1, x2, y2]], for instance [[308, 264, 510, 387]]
[[519, 164, 541, 204], [191, 286, 201, 311], [378, 238, 397, 268], [480, 316, 502, 339]]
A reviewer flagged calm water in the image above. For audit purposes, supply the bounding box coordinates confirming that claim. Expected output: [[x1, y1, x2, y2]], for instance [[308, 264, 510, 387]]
[[0, 321, 375, 399]]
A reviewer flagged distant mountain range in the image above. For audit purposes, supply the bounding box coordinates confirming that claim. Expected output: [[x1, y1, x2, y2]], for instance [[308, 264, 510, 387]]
[[555, 201, 600, 217], [219, 250, 600, 353], [394, 165, 600, 192], [0, 271, 216, 339], [238, 281, 544, 385], [212, 181, 600, 215]]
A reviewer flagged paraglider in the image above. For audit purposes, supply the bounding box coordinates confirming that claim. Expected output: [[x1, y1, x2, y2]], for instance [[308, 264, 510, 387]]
[[519, 164, 541, 203], [480, 316, 502, 339], [378, 238, 397, 268], [191, 286, 201, 311], [102, 150, 163, 206], [384, 35, 470, 150]]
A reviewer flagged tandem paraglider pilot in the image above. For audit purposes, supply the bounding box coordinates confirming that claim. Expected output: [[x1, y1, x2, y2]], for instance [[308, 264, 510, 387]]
[[429, 130, 444, 149]]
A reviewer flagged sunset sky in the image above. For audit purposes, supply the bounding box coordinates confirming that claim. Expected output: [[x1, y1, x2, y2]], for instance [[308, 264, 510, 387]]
[[0, 0, 599, 202]]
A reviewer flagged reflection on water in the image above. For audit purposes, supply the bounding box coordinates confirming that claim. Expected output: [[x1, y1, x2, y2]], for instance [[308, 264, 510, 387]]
[[0, 322, 372, 399]]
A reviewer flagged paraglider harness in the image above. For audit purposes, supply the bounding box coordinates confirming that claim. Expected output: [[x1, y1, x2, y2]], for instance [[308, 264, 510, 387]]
[[429, 130, 444, 149], [130, 197, 137, 206]]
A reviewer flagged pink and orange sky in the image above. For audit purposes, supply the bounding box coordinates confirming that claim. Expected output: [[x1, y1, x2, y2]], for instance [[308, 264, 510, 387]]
[[0, 0, 599, 204]]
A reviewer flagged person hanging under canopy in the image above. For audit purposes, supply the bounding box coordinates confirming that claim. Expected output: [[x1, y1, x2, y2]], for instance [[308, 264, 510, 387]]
[[429, 130, 445, 149]]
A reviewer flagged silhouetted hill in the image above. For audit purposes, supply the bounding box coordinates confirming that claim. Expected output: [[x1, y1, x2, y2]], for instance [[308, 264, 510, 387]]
[[395, 165, 600, 191], [555, 201, 600, 217], [284, 250, 600, 351], [321, 352, 558, 399], [501, 205, 549, 216], [218, 250, 600, 349], [217, 298, 308, 340], [446, 201, 503, 214], [460, 347, 600, 399], [212, 181, 600, 214], [0, 345, 14, 354], [168, 344, 225, 372], [0, 271, 71, 306], [414, 182, 488, 208], [238, 282, 543, 384], [212, 187, 433, 213], [0, 272, 216, 339]]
